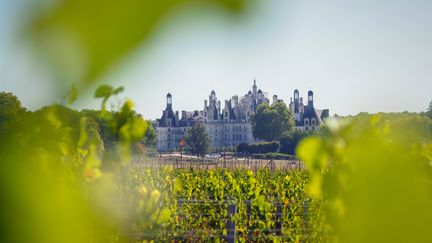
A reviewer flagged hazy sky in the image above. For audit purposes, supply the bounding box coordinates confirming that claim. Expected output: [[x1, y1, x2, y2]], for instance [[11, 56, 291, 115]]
[[1, 0, 432, 119]]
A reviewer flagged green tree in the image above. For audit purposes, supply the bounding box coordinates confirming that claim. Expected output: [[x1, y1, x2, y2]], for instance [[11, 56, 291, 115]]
[[237, 143, 249, 154], [0, 92, 25, 120], [143, 121, 156, 147], [184, 123, 210, 158], [251, 102, 295, 141], [279, 130, 311, 155], [427, 100, 432, 118]]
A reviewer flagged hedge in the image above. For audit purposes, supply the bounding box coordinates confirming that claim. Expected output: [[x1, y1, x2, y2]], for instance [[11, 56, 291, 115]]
[[237, 141, 279, 154], [251, 153, 296, 160]]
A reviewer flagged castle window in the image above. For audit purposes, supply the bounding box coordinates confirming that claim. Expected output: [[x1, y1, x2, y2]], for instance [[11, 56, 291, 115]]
[[304, 119, 309, 126], [225, 112, 228, 117], [311, 118, 316, 126]]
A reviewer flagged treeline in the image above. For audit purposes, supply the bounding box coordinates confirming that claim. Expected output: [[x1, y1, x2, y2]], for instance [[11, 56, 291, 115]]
[[236, 130, 313, 158], [0, 88, 173, 243], [0, 92, 156, 154]]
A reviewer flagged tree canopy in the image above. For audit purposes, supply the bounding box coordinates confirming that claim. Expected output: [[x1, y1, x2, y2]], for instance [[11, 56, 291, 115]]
[[427, 100, 432, 118], [142, 121, 156, 148], [279, 130, 311, 155], [184, 123, 210, 158], [0, 92, 25, 119], [251, 102, 295, 141]]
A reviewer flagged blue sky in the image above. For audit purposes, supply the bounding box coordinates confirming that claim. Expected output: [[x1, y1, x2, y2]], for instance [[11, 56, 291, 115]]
[[1, 0, 432, 119]]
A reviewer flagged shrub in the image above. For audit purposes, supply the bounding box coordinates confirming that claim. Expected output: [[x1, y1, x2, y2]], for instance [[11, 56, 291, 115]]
[[251, 153, 296, 160], [236, 141, 279, 154]]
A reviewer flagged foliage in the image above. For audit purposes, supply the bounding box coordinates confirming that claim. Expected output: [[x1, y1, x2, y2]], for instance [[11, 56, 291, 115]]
[[127, 166, 328, 242], [237, 141, 279, 154], [427, 99, 432, 118], [0, 87, 156, 242], [237, 142, 249, 154], [279, 130, 312, 155], [184, 123, 210, 157], [29, 0, 249, 86], [251, 153, 296, 160], [142, 121, 157, 148], [297, 114, 432, 242], [251, 102, 295, 141], [0, 92, 25, 119]]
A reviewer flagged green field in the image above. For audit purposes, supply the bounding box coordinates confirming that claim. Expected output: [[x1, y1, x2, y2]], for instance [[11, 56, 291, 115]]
[[127, 166, 328, 242]]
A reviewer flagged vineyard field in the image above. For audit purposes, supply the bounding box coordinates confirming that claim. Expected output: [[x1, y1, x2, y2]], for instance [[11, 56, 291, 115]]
[[126, 166, 329, 242]]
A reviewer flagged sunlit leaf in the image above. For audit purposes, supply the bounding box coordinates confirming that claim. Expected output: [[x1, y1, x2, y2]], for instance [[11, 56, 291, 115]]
[[67, 84, 78, 104], [112, 86, 124, 95], [94, 84, 113, 98]]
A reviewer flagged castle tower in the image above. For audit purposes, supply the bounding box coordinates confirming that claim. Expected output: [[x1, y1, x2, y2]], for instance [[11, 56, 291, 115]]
[[210, 90, 216, 104], [307, 90, 314, 109], [166, 93, 172, 109], [294, 89, 299, 113], [252, 79, 257, 94]]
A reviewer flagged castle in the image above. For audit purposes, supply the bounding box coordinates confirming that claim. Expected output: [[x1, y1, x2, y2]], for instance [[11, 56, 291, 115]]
[[156, 79, 329, 152]]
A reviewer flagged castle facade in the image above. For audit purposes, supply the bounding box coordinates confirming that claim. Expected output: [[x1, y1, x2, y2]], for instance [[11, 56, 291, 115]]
[[156, 80, 328, 152]]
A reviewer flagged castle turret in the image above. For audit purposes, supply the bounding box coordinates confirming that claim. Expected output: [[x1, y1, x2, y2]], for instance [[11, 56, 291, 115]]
[[307, 90, 314, 108], [294, 89, 299, 113], [167, 93, 172, 109], [273, 95, 278, 104], [253, 79, 257, 94], [210, 90, 216, 102]]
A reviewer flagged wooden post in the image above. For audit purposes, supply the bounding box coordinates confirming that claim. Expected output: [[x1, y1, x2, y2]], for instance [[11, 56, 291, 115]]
[[303, 199, 309, 238], [246, 201, 252, 239], [276, 203, 283, 236], [226, 204, 237, 243]]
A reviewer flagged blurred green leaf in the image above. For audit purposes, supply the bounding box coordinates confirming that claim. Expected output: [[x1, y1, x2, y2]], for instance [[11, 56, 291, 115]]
[[67, 85, 78, 104], [157, 208, 172, 224], [112, 86, 124, 95], [297, 114, 432, 242], [30, 0, 249, 86], [94, 84, 113, 98]]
